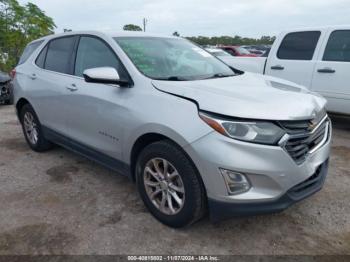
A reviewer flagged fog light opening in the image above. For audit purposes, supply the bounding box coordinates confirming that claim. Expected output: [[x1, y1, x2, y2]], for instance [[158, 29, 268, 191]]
[[220, 169, 251, 195]]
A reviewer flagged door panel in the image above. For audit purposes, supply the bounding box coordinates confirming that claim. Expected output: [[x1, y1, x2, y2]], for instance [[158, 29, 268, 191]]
[[31, 70, 72, 134], [311, 30, 350, 114], [29, 36, 78, 134], [266, 31, 322, 88], [64, 36, 130, 160], [64, 80, 129, 160]]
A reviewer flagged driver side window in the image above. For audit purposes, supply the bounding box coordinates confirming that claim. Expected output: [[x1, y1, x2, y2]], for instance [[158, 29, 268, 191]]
[[75, 36, 127, 79]]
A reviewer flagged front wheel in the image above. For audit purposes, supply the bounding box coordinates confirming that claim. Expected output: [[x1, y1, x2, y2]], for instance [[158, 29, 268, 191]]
[[135, 140, 206, 228]]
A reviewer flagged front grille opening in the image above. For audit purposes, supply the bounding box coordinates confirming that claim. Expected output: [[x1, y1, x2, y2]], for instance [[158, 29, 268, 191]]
[[279, 120, 311, 134], [289, 164, 323, 197], [280, 118, 329, 164]]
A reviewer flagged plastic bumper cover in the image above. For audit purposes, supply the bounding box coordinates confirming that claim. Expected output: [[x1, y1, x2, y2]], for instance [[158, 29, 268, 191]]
[[208, 159, 329, 222]]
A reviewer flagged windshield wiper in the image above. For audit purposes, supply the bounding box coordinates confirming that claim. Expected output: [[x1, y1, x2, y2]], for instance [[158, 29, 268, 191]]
[[154, 74, 234, 81], [153, 76, 189, 81], [204, 73, 235, 80]]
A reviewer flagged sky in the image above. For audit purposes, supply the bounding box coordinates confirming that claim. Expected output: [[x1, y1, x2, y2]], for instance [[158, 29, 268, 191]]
[[18, 0, 350, 38]]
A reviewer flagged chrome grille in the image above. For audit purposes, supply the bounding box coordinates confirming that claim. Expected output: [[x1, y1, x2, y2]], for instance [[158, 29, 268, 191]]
[[279, 116, 330, 164]]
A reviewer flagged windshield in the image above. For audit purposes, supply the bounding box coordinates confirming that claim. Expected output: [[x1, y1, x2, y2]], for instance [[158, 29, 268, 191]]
[[114, 37, 235, 80]]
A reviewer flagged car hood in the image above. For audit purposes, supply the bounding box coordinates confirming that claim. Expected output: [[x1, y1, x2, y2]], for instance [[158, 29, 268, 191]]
[[152, 72, 327, 120]]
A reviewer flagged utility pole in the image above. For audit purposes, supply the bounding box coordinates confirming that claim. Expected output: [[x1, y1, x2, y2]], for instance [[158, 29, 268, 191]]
[[142, 18, 148, 32]]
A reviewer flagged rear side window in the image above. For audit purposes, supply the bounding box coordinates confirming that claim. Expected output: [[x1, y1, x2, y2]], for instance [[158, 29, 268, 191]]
[[35, 45, 47, 68], [323, 30, 350, 62], [277, 31, 321, 60], [18, 40, 44, 65], [74, 36, 127, 79], [45, 36, 77, 74]]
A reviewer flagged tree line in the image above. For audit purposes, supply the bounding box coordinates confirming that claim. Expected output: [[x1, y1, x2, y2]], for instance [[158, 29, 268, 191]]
[[185, 35, 276, 46], [0, 0, 55, 72], [125, 26, 276, 46]]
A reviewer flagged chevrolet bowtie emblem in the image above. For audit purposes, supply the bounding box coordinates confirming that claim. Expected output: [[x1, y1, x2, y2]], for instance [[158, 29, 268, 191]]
[[309, 109, 326, 131], [308, 119, 318, 130]]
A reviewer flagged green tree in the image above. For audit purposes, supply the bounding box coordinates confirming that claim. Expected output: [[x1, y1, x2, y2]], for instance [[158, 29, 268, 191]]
[[123, 24, 142, 31], [0, 0, 56, 72]]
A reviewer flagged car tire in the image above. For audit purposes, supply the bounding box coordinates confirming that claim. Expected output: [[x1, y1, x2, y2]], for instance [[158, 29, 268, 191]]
[[20, 103, 52, 152], [135, 140, 206, 228]]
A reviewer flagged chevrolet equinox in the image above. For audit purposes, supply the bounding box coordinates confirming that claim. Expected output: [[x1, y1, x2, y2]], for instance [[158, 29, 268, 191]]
[[13, 31, 331, 228]]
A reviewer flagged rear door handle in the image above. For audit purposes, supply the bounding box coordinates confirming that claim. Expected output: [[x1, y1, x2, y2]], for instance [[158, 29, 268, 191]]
[[66, 83, 78, 92], [271, 65, 284, 70], [317, 68, 336, 73], [29, 73, 37, 80]]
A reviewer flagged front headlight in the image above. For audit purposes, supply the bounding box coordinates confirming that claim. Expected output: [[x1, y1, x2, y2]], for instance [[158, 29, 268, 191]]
[[199, 112, 285, 145]]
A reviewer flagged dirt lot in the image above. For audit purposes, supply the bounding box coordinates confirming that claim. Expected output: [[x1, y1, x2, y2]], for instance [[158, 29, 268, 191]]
[[0, 104, 349, 255]]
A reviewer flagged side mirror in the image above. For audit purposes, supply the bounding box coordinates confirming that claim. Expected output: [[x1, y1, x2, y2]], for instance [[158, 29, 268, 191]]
[[83, 67, 130, 87]]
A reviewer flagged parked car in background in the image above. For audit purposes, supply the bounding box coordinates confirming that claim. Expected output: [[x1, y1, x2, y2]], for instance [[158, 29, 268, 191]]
[[0, 71, 13, 105], [205, 47, 232, 58], [13, 31, 331, 227], [221, 26, 350, 115], [219, 45, 257, 57], [242, 45, 272, 56], [241, 46, 264, 56], [247, 49, 264, 56]]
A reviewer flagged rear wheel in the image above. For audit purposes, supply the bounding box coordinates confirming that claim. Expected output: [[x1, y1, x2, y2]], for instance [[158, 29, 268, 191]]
[[20, 104, 52, 152], [135, 140, 206, 228]]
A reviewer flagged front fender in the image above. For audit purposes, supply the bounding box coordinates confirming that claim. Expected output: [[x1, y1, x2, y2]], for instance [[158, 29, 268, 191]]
[[122, 123, 197, 165]]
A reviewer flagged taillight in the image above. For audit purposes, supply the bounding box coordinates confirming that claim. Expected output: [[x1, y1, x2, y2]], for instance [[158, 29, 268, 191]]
[[10, 68, 16, 79]]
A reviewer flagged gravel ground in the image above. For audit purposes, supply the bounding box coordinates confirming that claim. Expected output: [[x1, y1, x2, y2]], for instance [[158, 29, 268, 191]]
[[0, 104, 349, 255]]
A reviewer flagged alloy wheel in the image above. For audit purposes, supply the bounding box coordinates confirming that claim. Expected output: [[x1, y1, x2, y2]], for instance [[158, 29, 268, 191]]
[[143, 158, 185, 215], [23, 112, 39, 145]]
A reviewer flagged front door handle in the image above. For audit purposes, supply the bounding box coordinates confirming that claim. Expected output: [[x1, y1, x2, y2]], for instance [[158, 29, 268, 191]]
[[66, 84, 78, 92], [271, 65, 284, 70], [317, 68, 336, 73]]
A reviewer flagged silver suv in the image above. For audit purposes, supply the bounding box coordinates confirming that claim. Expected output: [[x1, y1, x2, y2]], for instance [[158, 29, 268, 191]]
[[13, 31, 331, 227]]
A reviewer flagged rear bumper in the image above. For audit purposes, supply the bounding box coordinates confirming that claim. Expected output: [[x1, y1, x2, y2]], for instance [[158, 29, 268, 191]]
[[208, 159, 329, 222]]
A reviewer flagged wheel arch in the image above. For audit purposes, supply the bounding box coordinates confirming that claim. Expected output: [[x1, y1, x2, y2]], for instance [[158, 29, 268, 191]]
[[130, 133, 174, 182], [128, 131, 204, 188], [15, 97, 31, 118]]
